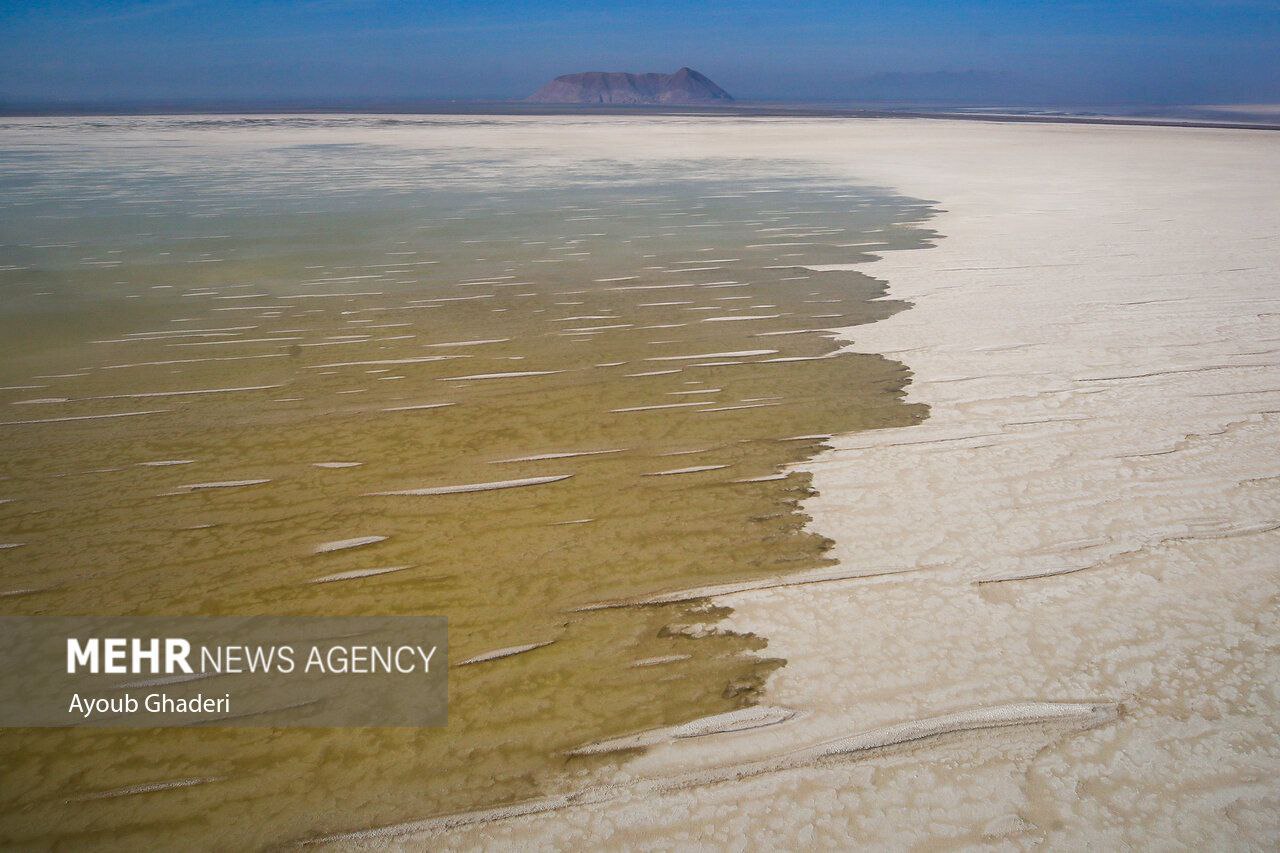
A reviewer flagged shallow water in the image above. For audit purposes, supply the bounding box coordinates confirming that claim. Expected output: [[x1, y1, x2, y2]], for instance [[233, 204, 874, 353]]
[[0, 118, 935, 848]]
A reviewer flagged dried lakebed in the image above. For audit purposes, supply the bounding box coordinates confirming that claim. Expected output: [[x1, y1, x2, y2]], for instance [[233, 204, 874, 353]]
[[0, 118, 936, 850]]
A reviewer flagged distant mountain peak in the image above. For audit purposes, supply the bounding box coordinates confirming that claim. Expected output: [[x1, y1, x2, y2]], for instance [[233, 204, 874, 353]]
[[527, 67, 733, 105]]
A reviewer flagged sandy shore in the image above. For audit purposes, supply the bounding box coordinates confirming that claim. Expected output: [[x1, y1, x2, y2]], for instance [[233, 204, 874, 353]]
[[290, 117, 1279, 849]]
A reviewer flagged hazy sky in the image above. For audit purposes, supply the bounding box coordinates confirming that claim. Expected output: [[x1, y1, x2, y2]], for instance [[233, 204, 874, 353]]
[[3, 0, 1279, 104]]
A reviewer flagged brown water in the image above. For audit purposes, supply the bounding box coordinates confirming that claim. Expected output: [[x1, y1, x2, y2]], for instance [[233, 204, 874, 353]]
[[0, 118, 936, 849]]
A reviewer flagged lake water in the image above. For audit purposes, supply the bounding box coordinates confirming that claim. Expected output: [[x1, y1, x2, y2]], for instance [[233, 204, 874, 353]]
[[0, 116, 936, 848]]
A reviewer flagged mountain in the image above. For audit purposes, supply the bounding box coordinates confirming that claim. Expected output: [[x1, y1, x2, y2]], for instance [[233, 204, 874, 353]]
[[527, 67, 733, 105]]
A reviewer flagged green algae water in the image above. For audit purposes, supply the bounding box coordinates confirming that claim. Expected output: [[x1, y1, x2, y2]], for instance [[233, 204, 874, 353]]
[[0, 117, 935, 848]]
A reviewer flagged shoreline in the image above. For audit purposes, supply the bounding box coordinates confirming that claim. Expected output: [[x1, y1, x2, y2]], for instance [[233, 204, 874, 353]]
[[3, 104, 1279, 132], [365, 117, 1280, 848]]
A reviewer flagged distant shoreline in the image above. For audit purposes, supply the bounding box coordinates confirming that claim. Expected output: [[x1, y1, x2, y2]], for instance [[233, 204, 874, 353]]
[[2, 101, 1278, 131]]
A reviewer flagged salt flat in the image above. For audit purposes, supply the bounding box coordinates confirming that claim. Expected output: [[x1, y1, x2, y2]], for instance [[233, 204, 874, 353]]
[[2, 114, 1275, 848], [360, 117, 1280, 848]]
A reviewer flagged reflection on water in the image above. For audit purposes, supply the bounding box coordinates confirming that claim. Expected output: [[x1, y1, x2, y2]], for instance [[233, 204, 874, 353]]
[[0, 118, 935, 848]]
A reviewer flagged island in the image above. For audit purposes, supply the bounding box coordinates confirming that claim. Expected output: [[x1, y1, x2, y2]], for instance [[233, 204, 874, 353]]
[[527, 67, 734, 105]]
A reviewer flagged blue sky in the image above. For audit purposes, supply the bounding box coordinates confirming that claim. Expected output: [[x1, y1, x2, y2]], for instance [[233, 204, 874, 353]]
[[2, 0, 1278, 104]]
